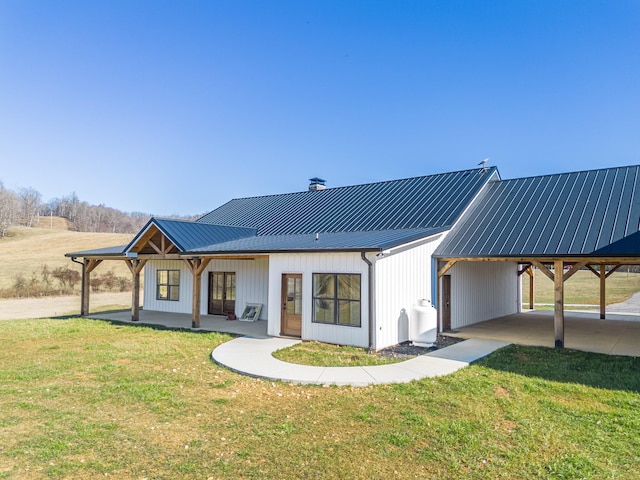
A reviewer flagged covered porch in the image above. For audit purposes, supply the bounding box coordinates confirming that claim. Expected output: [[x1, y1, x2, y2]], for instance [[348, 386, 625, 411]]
[[446, 310, 640, 356], [437, 256, 640, 349], [88, 310, 269, 337]]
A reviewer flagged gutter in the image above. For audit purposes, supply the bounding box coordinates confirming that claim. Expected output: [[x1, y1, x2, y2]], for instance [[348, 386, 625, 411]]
[[360, 251, 375, 353]]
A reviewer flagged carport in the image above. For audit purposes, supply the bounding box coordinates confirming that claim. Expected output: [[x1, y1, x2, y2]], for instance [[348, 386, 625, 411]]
[[433, 165, 640, 349], [446, 310, 640, 356]]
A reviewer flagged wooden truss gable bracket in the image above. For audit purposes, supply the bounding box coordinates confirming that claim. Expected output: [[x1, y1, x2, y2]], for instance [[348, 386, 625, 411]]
[[124, 258, 148, 275], [517, 263, 532, 276], [85, 259, 103, 274], [530, 260, 555, 281], [586, 264, 623, 279], [184, 258, 212, 276], [438, 259, 458, 277], [585, 264, 599, 277], [148, 235, 177, 255], [562, 261, 589, 282], [606, 265, 623, 278]]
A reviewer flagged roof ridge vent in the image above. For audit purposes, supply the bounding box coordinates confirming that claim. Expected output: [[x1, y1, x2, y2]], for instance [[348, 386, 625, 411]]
[[309, 177, 327, 191]]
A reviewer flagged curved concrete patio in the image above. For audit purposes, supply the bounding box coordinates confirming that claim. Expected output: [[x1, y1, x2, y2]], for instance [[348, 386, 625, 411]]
[[211, 336, 509, 386]]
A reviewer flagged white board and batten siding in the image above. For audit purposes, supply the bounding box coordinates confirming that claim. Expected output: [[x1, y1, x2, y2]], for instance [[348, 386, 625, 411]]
[[446, 261, 519, 329], [143, 258, 269, 319], [374, 234, 444, 351], [267, 253, 370, 348]]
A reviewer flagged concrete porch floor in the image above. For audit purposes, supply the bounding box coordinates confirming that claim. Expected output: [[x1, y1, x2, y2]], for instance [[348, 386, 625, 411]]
[[88, 310, 269, 338], [447, 310, 640, 356]]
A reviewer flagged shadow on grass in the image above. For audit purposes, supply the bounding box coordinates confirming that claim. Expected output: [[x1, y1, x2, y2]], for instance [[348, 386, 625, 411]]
[[50, 312, 241, 338], [478, 344, 640, 393]]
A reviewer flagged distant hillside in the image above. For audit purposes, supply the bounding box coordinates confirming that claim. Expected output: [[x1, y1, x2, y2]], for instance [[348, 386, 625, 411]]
[[0, 220, 134, 291], [1, 182, 202, 237]]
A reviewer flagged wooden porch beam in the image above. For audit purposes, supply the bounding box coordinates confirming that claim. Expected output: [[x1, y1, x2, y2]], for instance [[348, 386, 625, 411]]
[[605, 264, 622, 278], [517, 263, 532, 276], [147, 239, 163, 255], [563, 261, 588, 282], [437, 256, 640, 264], [585, 264, 599, 277], [531, 260, 555, 282], [438, 260, 457, 277]]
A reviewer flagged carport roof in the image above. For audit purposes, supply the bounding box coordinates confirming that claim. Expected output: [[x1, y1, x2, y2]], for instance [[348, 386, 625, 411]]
[[435, 164, 640, 258]]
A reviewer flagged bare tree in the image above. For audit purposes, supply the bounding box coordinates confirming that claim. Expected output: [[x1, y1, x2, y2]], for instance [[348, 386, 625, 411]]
[[19, 187, 42, 227], [0, 182, 20, 237]]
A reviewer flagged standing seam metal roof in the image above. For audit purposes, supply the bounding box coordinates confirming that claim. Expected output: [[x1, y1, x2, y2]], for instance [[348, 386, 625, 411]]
[[125, 218, 257, 253], [434, 165, 640, 257], [196, 168, 497, 235]]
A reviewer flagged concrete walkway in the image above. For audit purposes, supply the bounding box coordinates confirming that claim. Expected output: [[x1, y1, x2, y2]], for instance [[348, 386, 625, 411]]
[[211, 337, 509, 386]]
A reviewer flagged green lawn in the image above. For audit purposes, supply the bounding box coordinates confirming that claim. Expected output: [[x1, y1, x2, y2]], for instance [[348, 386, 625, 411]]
[[1, 318, 640, 479], [273, 340, 405, 366], [522, 269, 640, 306]]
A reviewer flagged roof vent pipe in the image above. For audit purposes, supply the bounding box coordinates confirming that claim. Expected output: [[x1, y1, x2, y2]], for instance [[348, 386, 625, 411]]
[[309, 177, 327, 191]]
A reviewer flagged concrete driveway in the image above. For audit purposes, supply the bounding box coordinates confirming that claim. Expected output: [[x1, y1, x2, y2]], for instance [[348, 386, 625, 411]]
[[447, 310, 640, 356]]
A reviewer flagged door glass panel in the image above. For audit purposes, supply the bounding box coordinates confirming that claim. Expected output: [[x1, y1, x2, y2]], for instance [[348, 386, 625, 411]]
[[226, 273, 236, 301], [212, 274, 223, 300], [294, 278, 302, 314]]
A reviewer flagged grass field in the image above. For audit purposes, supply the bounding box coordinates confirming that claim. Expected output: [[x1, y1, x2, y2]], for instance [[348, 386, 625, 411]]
[[522, 269, 640, 307], [0, 221, 134, 290], [273, 340, 404, 366], [1, 318, 639, 479]]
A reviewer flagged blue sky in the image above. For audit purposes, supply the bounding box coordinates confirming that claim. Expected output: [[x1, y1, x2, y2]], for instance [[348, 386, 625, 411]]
[[1, 1, 639, 216]]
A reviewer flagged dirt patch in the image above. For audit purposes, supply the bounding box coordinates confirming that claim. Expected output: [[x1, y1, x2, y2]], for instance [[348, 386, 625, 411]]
[[376, 335, 465, 359]]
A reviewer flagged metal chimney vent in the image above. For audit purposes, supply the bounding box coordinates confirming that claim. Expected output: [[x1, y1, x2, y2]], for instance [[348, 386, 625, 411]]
[[309, 177, 327, 191]]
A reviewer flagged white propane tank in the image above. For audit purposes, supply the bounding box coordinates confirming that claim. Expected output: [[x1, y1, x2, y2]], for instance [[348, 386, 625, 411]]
[[411, 299, 437, 347]]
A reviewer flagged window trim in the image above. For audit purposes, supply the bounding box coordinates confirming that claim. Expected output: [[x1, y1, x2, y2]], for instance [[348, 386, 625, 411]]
[[157, 269, 180, 301], [312, 273, 361, 327]]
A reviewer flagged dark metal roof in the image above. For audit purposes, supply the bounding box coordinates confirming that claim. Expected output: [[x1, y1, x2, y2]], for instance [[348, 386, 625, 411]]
[[125, 218, 256, 253], [197, 167, 498, 235], [189, 228, 446, 254], [435, 165, 640, 258], [65, 245, 127, 257]]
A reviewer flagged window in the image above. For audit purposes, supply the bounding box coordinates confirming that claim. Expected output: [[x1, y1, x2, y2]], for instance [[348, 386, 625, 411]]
[[312, 273, 361, 327], [157, 270, 180, 301]]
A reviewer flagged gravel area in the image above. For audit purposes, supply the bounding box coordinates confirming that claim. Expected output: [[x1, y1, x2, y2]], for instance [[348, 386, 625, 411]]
[[608, 291, 640, 314], [377, 335, 465, 359], [0, 292, 131, 320]]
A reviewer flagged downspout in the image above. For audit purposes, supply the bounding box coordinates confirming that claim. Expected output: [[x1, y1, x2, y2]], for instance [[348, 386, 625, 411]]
[[360, 252, 375, 353]]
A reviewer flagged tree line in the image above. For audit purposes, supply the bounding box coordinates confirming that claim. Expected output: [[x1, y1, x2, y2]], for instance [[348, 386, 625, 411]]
[[0, 264, 132, 299], [0, 181, 199, 237]]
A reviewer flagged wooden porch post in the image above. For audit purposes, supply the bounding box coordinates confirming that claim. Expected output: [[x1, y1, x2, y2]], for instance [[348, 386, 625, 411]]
[[125, 259, 147, 322], [192, 269, 202, 328], [554, 259, 564, 348], [185, 258, 212, 329], [528, 266, 535, 310], [599, 264, 606, 320], [81, 259, 102, 317], [436, 261, 442, 332], [80, 260, 89, 316]]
